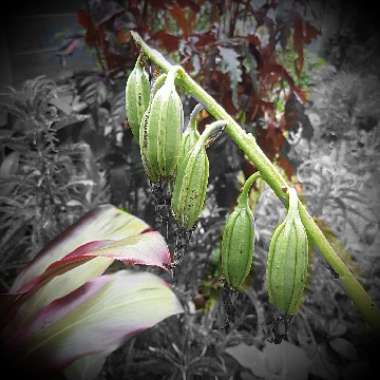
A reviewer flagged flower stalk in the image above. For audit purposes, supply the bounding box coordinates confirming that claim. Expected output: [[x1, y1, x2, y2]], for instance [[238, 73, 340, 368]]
[[131, 31, 380, 330]]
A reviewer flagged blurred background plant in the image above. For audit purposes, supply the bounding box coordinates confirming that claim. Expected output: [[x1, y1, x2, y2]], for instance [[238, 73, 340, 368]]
[[0, 75, 110, 287], [1, 0, 379, 379]]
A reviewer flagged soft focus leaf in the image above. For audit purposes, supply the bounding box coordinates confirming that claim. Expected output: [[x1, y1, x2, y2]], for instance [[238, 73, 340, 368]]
[[64, 352, 107, 380], [309, 343, 340, 380], [11, 204, 151, 293], [226, 341, 310, 380], [76, 10, 97, 47], [225, 343, 266, 378], [16, 230, 170, 295], [293, 15, 320, 77], [327, 319, 347, 338], [8, 257, 113, 330], [329, 338, 358, 361], [0, 151, 20, 177], [176, 0, 200, 13], [12, 271, 183, 374], [194, 31, 216, 49], [293, 15, 304, 77], [4, 208, 170, 329], [169, 4, 195, 39], [263, 341, 310, 380], [217, 46, 242, 108], [153, 31, 180, 52]]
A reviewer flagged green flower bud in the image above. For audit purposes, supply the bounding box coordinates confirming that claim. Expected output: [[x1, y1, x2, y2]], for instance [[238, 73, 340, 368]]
[[266, 188, 309, 315], [140, 67, 183, 182], [125, 57, 150, 140], [171, 120, 227, 229], [221, 172, 260, 290]]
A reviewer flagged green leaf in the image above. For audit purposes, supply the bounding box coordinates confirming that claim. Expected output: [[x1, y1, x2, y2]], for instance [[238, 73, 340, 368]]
[[14, 271, 183, 376], [6, 205, 170, 329], [226, 341, 311, 380], [11, 204, 154, 293]]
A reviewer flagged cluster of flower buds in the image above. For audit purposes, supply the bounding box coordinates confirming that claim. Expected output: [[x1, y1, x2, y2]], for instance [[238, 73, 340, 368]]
[[221, 181, 309, 314], [126, 57, 309, 316], [126, 58, 226, 229]]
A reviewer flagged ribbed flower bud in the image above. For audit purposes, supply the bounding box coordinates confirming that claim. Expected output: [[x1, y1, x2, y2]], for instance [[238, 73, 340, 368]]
[[221, 172, 260, 290], [125, 57, 150, 140], [171, 120, 227, 229], [266, 188, 309, 315], [140, 67, 183, 182], [179, 103, 203, 162]]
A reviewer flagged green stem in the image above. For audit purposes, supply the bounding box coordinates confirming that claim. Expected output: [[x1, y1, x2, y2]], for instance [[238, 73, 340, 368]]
[[190, 120, 227, 159], [287, 188, 298, 218], [198, 120, 227, 147], [150, 73, 167, 100], [135, 53, 143, 67], [237, 172, 261, 207], [187, 103, 204, 131], [131, 31, 380, 330], [166, 65, 182, 86]]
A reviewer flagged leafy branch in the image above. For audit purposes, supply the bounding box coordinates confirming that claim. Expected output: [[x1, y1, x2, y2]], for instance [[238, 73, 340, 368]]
[[131, 31, 380, 330]]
